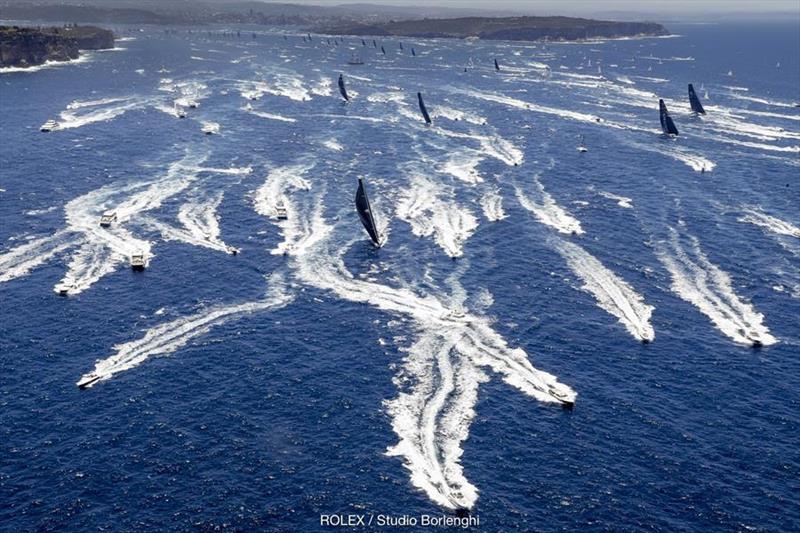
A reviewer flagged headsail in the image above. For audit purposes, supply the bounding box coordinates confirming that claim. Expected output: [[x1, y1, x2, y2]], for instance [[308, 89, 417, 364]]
[[417, 92, 432, 125], [688, 83, 706, 115], [494, 58, 500, 71], [355, 178, 382, 247], [659, 99, 679, 136], [338, 74, 350, 101], [381, 45, 386, 55]]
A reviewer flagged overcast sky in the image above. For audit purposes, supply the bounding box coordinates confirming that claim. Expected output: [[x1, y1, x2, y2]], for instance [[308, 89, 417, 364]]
[[276, 0, 799, 15]]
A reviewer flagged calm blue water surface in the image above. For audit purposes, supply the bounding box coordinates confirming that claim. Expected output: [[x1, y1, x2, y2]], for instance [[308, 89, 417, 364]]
[[1, 21, 799, 532]]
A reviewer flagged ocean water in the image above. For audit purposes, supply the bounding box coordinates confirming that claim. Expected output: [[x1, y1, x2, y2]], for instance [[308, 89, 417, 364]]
[[1, 21, 798, 531]]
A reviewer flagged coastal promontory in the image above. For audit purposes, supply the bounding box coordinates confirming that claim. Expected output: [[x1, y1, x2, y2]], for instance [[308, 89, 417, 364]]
[[0, 25, 115, 68], [321, 16, 669, 42]]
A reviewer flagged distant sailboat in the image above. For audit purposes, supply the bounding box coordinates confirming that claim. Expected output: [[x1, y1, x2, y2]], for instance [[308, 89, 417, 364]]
[[373, 40, 377, 48], [399, 42, 404, 50], [727, 69, 733, 77], [411, 48, 416, 57], [338, 74, 350, 102], [381, 45, 386, 55], [494, 58, 500, 71], [417, 92, 432, 125], [659, 99, 679, 136], [361, 38, 366, 46], [347, 51, 364, 65], [688, 83, 706, 114], [355, 178, 382, 247]]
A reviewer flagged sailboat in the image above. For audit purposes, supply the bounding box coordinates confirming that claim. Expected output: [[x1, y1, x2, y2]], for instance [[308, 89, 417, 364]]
[[659, 99, 679, 136], [347, 51, 364, 65], [577, 134, 588, 153], [355, 178, 383, 247], [411, 48, 416, 57], [494, 58, 500, 72], [688, 83, 706, 114], [417, 92, 432, 125], [399, 42, 404, 51], [381, 45, 386, 55], [338, 74, 350, 102]]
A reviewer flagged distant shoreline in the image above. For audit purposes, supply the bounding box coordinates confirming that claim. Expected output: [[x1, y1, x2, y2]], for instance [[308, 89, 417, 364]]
[[318, 16, 670, 43]]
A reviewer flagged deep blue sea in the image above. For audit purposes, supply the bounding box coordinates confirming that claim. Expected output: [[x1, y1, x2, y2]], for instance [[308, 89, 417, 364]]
[[1, 20, 799, 532]]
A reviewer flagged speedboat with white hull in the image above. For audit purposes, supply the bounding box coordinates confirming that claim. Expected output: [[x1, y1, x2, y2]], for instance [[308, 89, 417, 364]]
[[40, 120, 58, 132], [77, 372, 102, 389]]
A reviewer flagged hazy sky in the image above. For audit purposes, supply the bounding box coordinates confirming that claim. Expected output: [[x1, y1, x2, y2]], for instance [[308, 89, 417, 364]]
[[277, 0, 799, 15]]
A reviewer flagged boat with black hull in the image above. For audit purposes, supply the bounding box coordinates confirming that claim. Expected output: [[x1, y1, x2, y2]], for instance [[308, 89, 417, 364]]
[[355, 178, 383, 247], [338, 74, 350, 102], [659, 99, 679, 136], [688, 83, 706, 115], [417, 92, 432, 125], [77, 372, 102, 389]]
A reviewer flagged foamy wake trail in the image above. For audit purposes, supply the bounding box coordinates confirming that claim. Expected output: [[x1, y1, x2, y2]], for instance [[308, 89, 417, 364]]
[[0, 232, 77, 283], [146, 192, 232, 253], [738, 207, 800, 239], [480, 188, 506, 221], [658, 228, 776, 346], [514, 179, 583, 235], [78, 274, 294, 387], [438, 150, 484, 184], [284, 201, 575, 510], [58, 96, 144, 129], [599, 191, 633, 208], [632, 141, 716, 172], [396, 173, 478, 258], [557, 240, 655, 342], [58, 241, 126, 295], [435, 127, 523, 167], [55, 148, 221, 293], [253, 163, 315, 255]]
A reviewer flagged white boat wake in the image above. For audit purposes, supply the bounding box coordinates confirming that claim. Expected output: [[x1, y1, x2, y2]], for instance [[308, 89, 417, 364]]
[[514, 178, 584, 235], [557, 239, 655, 342], [396, 172, 478, 258], [276, 194, 575, 511], [77, 274, 294, 387], [657, 227, 777, 347]]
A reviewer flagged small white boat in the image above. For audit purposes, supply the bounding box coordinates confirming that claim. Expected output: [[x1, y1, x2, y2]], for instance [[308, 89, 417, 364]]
[[226, 246, 239, 256], [548, 385, 575, 409], [201, 122, 219, 135], [347, 52, 364, 65], [174, 104, 187, 118], [54, 282, 75, 296], [577, 134, 588, 153], [40, 119, 58, 132], [244, 102, 253, 112], [130, 253, 146, 271], [442, 310, 469, 323], [99, 211, 117, 227], [275, 200, 288, 220], [186, 100, 199, 109], [77, 372, 102, 389]]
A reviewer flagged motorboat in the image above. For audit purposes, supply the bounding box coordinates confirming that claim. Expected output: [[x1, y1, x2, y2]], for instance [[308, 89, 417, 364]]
[[201, 122, 219, 135], [275, 200, 288, 220], [347, 52, 364, 65], [577, 134, 588, 153], [40, 119, 58, 132], [186, 100, 199, 109], [130, 253, 146, 271], [174, 104, 187, 118], [99, 211, 117, 227], [548, 385, 575, 410], [226, 246, 239, 256], [76, 372, 102, 389], [54, 282, 75, 296]]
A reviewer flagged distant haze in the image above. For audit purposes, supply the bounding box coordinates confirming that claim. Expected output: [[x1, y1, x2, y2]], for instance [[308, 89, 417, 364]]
[[275, 0, 800, 16]]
